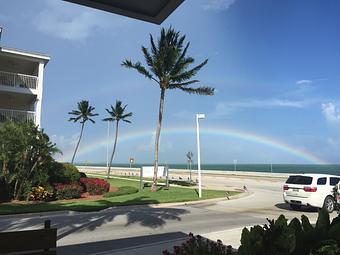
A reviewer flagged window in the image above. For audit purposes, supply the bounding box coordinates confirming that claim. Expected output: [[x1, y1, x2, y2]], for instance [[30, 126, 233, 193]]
[[286, 175, 313, 185], [317, 177, 327, 185], [330, 177, 340, 186]]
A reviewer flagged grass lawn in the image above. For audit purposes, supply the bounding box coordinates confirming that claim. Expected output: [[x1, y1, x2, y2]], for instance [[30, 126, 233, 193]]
[[0, 177, 240, 215]]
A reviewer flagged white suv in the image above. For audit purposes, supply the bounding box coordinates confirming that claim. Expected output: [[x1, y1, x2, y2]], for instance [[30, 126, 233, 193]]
[[283, 174, 340, 213]]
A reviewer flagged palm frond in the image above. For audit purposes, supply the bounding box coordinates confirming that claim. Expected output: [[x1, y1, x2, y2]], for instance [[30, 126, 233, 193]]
[[179, 86, 214, 96], [171, 59, 208, 83], [121, 60, 156, 82], [169, 80, 200, 89]]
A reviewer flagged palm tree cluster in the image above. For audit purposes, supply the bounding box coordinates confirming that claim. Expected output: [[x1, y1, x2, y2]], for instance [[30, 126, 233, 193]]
[[68, 27, 214, 191], [68, 100, 132, 178]]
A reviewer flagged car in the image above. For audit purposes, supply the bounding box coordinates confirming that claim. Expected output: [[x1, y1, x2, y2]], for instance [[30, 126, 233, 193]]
[[283, 173, 340, 213]]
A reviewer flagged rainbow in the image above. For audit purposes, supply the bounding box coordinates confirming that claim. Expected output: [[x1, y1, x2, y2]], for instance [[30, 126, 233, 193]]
[[59, 126, 327, 164]]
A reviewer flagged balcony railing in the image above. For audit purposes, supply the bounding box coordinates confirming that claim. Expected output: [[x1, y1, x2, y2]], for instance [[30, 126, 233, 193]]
[[0, 108, 36, 123], [0, 71, 38, 90]]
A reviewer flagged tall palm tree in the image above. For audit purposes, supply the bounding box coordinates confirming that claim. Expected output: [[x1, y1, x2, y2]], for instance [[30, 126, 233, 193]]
[[122, 27, 214, 191], [68, 100, 98, 164], [103, 100, 132, 179]]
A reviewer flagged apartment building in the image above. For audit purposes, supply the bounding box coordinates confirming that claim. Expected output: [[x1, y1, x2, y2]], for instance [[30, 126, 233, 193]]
[[0, 46, 50, 127]]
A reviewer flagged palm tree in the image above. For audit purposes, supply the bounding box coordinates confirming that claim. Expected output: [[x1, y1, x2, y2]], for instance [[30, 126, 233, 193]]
[[103, 100, 132, 179], [68, 100, 98, 164], [122, 27, 214, 191]]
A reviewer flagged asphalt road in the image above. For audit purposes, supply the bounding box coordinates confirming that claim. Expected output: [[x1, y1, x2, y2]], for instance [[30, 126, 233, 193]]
[[0, 175, 325, 254]]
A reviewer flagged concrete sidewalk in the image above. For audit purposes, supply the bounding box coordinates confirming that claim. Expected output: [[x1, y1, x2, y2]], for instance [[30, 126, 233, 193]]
[[57, 228, 243, 255]]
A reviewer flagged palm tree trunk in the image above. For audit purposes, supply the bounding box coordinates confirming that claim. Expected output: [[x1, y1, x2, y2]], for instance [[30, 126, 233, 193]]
[[107, 121, 119, 179], [151, 88, 165, 192], [71, 122, 84, 164]]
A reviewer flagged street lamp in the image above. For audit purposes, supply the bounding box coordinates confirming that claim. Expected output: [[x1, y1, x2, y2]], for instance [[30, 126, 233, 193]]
[[106, 121, 110, 170], [196, 113, 205, 198], [233, 159, 237, 172]]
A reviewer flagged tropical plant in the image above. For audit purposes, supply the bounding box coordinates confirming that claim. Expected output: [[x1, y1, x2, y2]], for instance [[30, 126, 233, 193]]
[[0, 121, 59, 200], [103, 100, 132, 178], [238, 209, 340, 255], [48, 162, 80, 184], [68, 100, 98, 164], [122, 27, 214, 191]]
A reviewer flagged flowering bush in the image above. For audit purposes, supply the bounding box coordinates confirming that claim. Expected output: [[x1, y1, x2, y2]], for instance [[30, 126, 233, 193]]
[[80, 178, 110, 195], [54, 183, 83, 200], [162, 233, 236, 255], [29, 186, 54, 201]]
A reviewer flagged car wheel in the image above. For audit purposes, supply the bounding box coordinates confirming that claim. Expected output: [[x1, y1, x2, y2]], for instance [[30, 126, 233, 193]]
[[323, 196, 335, 213], [290, 204, 301, 210]]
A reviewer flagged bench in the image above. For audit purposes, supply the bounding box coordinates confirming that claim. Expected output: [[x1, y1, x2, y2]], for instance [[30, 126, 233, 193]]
[[0, 220, 57, 255]]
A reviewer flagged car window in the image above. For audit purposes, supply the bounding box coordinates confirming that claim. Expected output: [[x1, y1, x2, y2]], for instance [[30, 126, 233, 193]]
[[330, 177, 340, 186], [317, 177, 327, 185], [286, 175, 313, 185]]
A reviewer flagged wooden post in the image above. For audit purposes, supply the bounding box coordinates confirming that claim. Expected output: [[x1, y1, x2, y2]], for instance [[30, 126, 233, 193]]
[[44, 220, 51, 229]]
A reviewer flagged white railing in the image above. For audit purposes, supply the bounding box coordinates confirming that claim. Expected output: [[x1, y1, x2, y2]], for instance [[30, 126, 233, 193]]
[[0, 108, 36, 123], [0, 71, 38, 89]]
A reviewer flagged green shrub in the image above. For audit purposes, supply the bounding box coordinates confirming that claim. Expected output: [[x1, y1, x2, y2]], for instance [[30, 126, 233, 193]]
[[54, 183, 83, 200], [49, 162, 80, 184], [103, 186, 138, 198], [238, 209, 340, 255]]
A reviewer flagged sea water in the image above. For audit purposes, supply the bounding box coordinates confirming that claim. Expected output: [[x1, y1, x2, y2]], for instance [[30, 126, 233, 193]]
[[78, 163, 340, 175]]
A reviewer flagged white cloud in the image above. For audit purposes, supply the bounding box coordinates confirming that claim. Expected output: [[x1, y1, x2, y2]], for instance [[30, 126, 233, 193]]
[[296, 80, 313, 85], [34, 1, 127, 41], [220, 98, 308, 109], [322, 102, 340, 123], [201, 0, 236, 11], [209, 98, 311, 118]]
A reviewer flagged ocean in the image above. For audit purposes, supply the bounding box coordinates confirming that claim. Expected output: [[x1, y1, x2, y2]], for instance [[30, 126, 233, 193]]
[[77, 163, 340, 176]]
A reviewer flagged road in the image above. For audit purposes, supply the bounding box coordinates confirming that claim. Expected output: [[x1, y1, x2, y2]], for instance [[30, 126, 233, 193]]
[[0, 174, 325, 254]]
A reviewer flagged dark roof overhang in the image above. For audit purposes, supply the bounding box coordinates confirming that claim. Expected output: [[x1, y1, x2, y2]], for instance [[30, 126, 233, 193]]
[[63, 0, 184, 24]]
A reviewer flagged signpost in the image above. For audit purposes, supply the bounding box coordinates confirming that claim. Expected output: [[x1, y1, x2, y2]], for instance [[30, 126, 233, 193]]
[[139, 166, 169, 191], [186, 151, 193, 183]]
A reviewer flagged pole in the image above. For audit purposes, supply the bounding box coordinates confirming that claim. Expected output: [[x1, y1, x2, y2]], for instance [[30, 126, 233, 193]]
[[106, 121, 110, 170], [196, 115, 202, 198]]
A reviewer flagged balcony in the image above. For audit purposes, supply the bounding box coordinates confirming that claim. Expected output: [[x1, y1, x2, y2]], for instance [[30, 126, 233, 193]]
[[0, 108, 36, 123], [0, 71, 38, 90]]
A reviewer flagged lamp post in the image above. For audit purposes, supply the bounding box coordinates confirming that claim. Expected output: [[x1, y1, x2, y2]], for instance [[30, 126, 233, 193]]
[[106, 121, 110, 170], [233, 159, 237, 172], [196, 113, 205, 198]]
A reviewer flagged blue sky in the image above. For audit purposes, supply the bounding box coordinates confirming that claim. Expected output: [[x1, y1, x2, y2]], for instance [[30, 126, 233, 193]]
[[1, 0, 340, 164]]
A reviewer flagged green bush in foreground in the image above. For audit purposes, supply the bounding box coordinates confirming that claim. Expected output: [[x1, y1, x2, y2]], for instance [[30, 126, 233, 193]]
[[103, 186, 138, 198], [238, 209, 340, 255], [164, 210, 340, 255]]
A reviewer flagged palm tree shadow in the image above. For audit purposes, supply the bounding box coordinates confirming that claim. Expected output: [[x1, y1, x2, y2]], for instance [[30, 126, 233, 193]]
[[55, 197, 188, 240]]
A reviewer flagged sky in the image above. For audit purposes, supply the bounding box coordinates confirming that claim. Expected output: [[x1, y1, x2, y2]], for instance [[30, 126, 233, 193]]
[[1, 0, 340, 165]]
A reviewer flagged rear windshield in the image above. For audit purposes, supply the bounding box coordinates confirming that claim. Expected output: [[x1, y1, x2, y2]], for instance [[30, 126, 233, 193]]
[[286, 175, 313, 185]]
